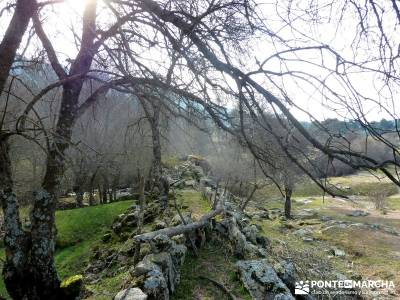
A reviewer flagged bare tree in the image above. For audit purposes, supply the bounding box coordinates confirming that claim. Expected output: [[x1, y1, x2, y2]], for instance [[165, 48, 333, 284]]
[[1, 0, 400, 297]]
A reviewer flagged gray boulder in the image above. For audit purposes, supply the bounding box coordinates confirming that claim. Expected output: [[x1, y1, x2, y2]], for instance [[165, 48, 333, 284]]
[[143, 268, 169, 300], [130, 260, 159, 277], [276, 261, 296, 293], [114, 288, 148, 300], [184, 180, 196, 188], [130, 237, 187, 299], [330, 247, 346, 257], [295, 209, 318, 219], [236, 260, 294, 300], [346, 210, 369, 217], [293, 228, 313, 237], [242, 224, 259, 244], [150, 234, 173, 253]]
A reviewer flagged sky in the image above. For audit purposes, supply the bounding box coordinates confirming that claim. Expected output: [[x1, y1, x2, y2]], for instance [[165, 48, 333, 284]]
[[1, 0, 399, 122]]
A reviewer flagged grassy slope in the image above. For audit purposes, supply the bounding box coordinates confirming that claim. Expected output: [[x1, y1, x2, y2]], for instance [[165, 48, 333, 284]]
[[258, 171, 399, 200], [253, 171, 400, 296], [173, 189, 251, 300], [173, 241, 251, 300], [0, 201, 133, 299]]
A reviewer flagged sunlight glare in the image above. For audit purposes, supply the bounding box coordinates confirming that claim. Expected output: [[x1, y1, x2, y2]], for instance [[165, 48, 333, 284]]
[[65, 0, 86, 11]]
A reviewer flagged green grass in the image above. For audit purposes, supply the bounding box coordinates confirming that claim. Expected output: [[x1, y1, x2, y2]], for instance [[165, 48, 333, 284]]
[[56, 201, 133, 277], [55, 201, 132, 248], [177, 189, 211, 218], [387, 197, 400, 210], [86, 271, 130, 300], [0, 201, 133, 298], [172, 240, 251, 300], [162, 155, 181, 169]]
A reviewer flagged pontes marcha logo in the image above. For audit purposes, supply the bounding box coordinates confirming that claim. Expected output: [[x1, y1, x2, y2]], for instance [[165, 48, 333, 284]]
[[295, 280, 310, 295]]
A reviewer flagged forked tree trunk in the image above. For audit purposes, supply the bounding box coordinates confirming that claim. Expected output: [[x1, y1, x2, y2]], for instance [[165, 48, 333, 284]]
[[0, 0, 98, 297], [0, 0, 60, 298]]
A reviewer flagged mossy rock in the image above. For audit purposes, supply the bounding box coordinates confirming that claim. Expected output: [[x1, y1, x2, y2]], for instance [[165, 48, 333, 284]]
[[60, 274, 83, 299]]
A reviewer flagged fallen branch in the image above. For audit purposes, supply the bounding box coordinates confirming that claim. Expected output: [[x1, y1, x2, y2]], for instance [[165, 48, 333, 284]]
[[198, 275, 237, 300], [134, 205, 224, 242]]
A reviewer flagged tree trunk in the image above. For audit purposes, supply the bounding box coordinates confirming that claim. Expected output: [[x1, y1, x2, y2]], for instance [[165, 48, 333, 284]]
[[102, 185, 108, 204], [0, 0, 35, 93], [98, 185, 103, 204], [0, 0, 64, 298], [18, 1, 98, 297], [284, 187, 292, 219], [0, 138, 31, 300], [88, 170, 98, 206], [133, 176, 145, 264], [150, 108, 162, 189], [240, 184, 258, 211], [108, 189, 113, 203], [89, 190, 95, 206], [139, 96, 162, 190], [76, 191, 84, 207]]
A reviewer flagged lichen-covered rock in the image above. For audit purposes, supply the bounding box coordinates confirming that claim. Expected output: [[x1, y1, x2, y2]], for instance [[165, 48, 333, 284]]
[[236, 260, 294, 300], [123, 212, 138, 225], [153, 221, 167, 230], [222, 217, 260, 259], [131, 260, 160, 277], [60, 274, 83, 299], [184, 180, 196, 188], [275, 261, 296, 293], [102, 233, 112, 243], [139, 242, 152, 258], [295, 209, 318, 219], [346, 210, 369, 217], [142, 251, 182, 294], [242, 224, 259, 244], [114, 287, 148, 300], [293, 228, 313, 237], [143, 268, 169, 300], [256, 235, 271, 249], [171, 234, 185, 244], [171, 213, 192, 226], [169, 243, 187, 287], [150, 234, 173, 253], [130, 236, 187, 300], [112, 222, 123, 234], [120, 239, 137, 256], [330, 247, 346, 257]]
